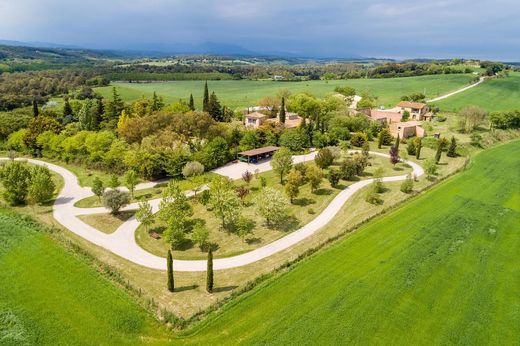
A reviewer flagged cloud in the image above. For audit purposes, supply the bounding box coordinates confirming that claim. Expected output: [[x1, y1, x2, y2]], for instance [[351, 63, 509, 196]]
[[0, 0, 518, 59]]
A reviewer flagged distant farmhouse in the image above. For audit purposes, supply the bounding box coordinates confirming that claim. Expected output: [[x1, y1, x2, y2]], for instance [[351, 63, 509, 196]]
[[244, 111, 303, 129]]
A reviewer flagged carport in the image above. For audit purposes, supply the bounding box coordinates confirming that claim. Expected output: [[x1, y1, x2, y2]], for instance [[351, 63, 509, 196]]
[[238, 146, 280, 163]]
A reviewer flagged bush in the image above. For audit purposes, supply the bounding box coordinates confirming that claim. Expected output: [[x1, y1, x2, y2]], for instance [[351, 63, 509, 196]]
[[314, 148, 334, 169], [350, 132, 368, 147], [0, 161, 32, 205], [327, 168, 342, 187], [102, 189, 131, 214], [400, 174, 414, 193], [182, 161, 205, 178]]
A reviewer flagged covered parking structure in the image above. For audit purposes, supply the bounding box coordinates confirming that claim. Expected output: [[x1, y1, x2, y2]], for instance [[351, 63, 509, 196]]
[[238, 146, 280, 163]]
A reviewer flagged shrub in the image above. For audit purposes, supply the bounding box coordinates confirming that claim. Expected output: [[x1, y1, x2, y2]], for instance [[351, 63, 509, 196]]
[[314, 148, 334, 169], [340, 159, 358, 181], [406, 139, 416, 155], [182, 161, 205, 178], [400, 174, 414, 193], [327, 168, 342, 187], [29, 165, 55, 205], [255, 187, 288, 226], [102, 189, 131, 214], [350, 132, 368, 147]]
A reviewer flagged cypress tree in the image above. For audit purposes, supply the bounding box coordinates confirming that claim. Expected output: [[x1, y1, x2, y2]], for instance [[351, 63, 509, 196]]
[[377, 131, 383, 149], [63, 98, 73, 117], [32, 99, 39, 117], [435, 140, 444, 164], [189, 93, 195, 111], [202, 81, 209, 112], [415, 138, 422, 159], [206, 248, 213, 293], [447, 136, 457, 157], [207, 92, 222, 121], [279, 97, 286, 124], [395, 134, 400, 150], [167, 250, 174, 292]]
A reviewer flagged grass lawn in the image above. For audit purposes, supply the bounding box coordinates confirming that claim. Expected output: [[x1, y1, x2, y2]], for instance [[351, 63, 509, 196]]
[[0, 209, 171, 345], [94, 74, 475, 109], [435, 72, 520, 112], [136, 154, 412, 260], [78, 210, 136, 234], [175, 139, 520, 345]]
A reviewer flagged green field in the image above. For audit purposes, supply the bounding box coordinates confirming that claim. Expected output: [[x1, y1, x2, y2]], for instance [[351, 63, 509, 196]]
[[0, 210, 170, 345], [176, 140, 520, 345], [95, 74, 475, 109], [436, 72, 520, 112]]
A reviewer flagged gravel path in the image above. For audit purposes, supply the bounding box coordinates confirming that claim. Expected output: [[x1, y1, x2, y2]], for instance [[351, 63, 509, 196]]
[[427, 76, 485, 102], [0, 152, 423, 271]]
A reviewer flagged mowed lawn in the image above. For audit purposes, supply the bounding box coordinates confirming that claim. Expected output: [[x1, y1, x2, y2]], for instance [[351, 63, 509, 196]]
[[95, 74, 475, 109], [436, 72, 520, 112], [0, 211, 170, 345], [176, 140, 520, 345]]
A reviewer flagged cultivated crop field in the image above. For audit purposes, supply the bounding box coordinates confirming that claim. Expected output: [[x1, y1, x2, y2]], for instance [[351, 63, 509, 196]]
[[0, 210, 170, 345], [95, 74, 475, 109], [176, 140, 520, 345], [435, 72, 520, 112]]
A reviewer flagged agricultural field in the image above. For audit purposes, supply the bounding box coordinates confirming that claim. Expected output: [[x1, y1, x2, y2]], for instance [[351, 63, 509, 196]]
[[435, 72, 520, 112], [175, 139, 520, 345], [94, 74, 476, 109], [0, 209, 170, 345]]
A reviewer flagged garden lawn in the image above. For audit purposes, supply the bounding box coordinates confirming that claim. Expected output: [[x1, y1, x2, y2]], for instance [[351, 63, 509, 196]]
[[95, 74, 475, 109], [435, 72, 520, 112], [0, 209, 170, 345], [175, 139, 520, 345], [78, 210, 135, 234], [136, 155, 412, 260]]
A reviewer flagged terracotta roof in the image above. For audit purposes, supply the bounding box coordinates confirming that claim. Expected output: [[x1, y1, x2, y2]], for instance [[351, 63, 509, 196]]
[[239, 146, 280, 157], [397, 101, 427, 109], [370, 109, 402, 122], [245, 112, 268, 119]]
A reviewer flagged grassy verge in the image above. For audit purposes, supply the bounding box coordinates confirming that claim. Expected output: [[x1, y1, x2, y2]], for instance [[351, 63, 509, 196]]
[[78, 210, 136, 234]]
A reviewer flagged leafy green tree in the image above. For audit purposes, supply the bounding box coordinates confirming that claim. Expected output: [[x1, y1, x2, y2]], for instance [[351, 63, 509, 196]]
[[24, 116, 62, 151], [284, 169, 302, 203], [206, 248, 214, 293], [306, 165, 324, 192], [401, 110, 410, 121], [256, 187, 288, 226], [136, 201, 155, 233], [447, 136, 457, 157], [108, 174, 120, 189], [195, 136, 229, 170], [314, 148, 334, 169], [406, 139, 416, 155], [378, 128, 393, 148], [279, 97, 286, 124], [192, 223, 209, 249], [123, 170, 140, 198], [271, 147, 293, 184], [424, 159, 438, 178], [102, 189, 130, 214], [78, 99, 94, 130], [340, 159, 357, 180], [167, 250, 174, 292], [29, 165, 55, 205], [208, 177, 241, 229], [278, 129, 309, 152], [188, 94, 195, 111], [203, 81, 209, 112], [327, 168, 342, 187], [160, 182, 193, 248], [151, 91, 164, 112], [92, 177, 105, 201], [0, 161, 32, 205]]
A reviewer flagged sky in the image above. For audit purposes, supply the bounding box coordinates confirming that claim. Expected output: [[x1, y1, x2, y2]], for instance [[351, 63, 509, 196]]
[[0, 0, 518, 60]]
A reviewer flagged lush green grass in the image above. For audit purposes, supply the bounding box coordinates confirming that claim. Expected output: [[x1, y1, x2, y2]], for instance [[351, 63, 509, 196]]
[[95, 74, 475, 109], [435, 72, 520, 112], [0, 210, 171, 345], [176, 140, 520, 345]]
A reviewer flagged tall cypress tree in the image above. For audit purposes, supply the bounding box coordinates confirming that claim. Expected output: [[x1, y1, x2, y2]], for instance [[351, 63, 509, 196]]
[[415, 138, 422, 159], [189, 93, 195, 111], [63, 98, 73, 117], [32, 99, 39, 117], [206, 248, 213, 293], [279, 97, 286, 124], [395, 134, 400, 150], [167, 250, 174, 292], [202, 81, 209, 112], [447, 136, 457, 157]]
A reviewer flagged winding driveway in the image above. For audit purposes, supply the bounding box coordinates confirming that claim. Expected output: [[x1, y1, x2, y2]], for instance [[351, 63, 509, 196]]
[[0, 152, 423, 272], [427, 76, 485, 102]]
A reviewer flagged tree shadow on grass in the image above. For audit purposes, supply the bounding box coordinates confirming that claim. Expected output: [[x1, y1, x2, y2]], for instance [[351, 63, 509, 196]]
[[212, 285, 238, 293], [114, 210, 136, 222], [269, 215, 300, 232], [174, 284, 199, 292], [245, 237, 262, 245], [314, 188, 333, 196], [293, 197, 315, 206]]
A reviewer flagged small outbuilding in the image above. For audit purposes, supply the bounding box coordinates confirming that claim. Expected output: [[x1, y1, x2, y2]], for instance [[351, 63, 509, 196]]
[[390, 121, 426, 138], [238, 146, 280, 163]]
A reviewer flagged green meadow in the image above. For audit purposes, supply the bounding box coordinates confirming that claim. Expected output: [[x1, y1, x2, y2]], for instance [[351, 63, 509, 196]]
[[435, 72, 520, 112], [177, 140, 520, 345], [0, 210, 170, 345], [95, 74, 475, 109]]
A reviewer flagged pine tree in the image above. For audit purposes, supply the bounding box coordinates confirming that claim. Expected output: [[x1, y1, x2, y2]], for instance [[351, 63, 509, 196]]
[[447, 136, 457, 157], [104, 87, 124, 128], [206, 248, 214, 293], [189, 93, 195, 111], [202, 81, 209, 112], [279, 97, 286, 124], [207, 92, 223, 121], [32, 99, 39, 117], [415, 139, 422, 159], [395, 134, 400, 150], [63, 98, 73, 117], [167, 250, 174, 292]]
